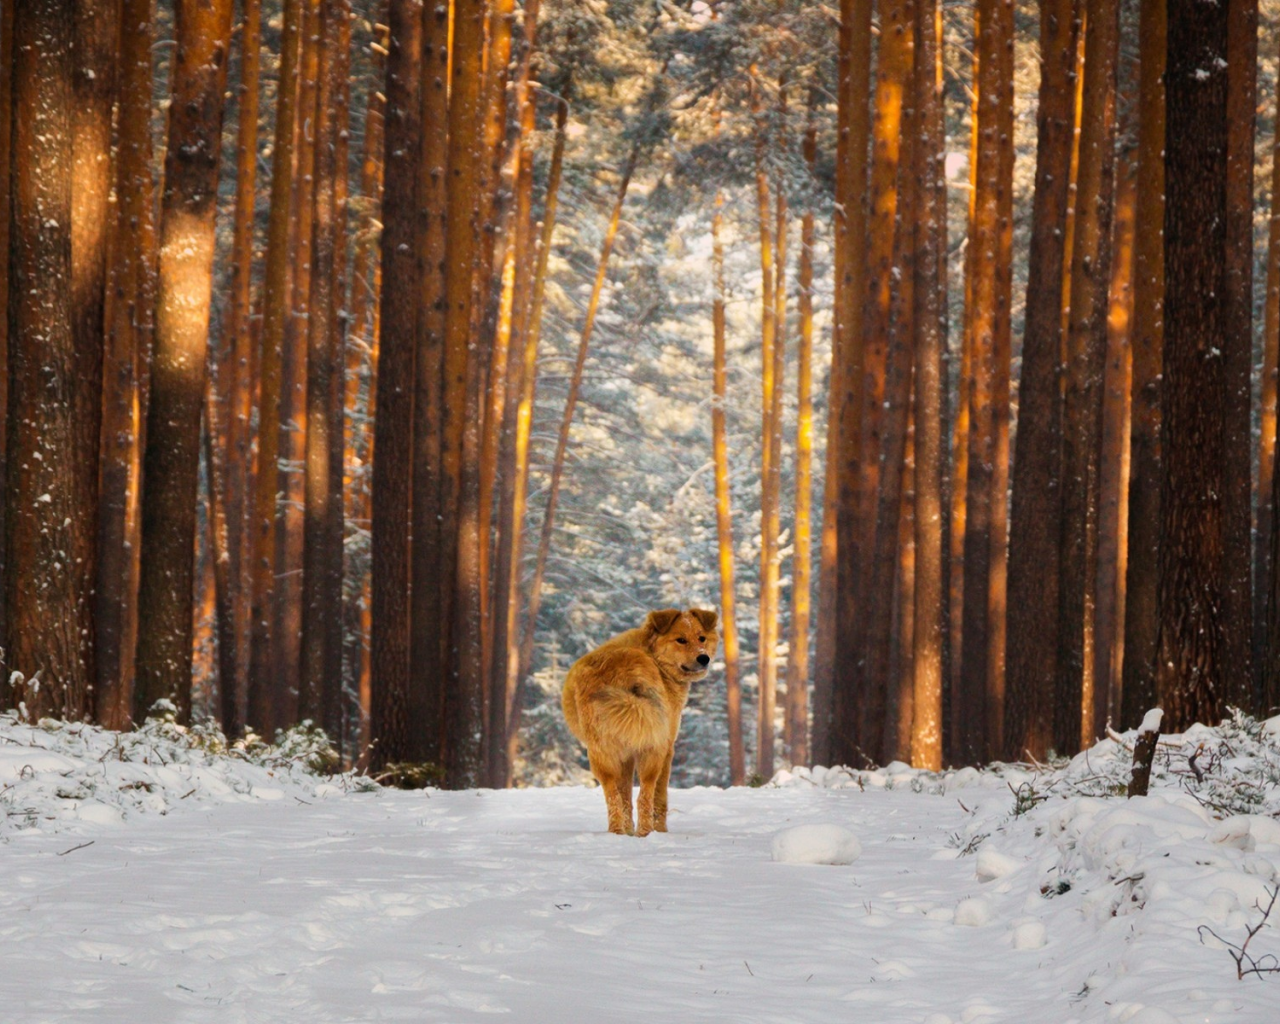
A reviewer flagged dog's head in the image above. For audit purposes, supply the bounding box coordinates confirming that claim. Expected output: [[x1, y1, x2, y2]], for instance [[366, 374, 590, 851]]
[[644, 608, 720, 682]]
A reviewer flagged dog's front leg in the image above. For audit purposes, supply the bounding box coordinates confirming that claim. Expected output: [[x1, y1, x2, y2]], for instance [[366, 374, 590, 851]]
[[635, 751, 665, 836]]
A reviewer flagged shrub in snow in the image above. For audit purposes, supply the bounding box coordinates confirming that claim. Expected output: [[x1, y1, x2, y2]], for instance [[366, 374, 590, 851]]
[[771, 823, 862, 865]]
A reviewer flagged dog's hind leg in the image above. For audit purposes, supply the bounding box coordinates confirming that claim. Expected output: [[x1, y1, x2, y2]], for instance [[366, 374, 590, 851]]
[[589, 751, 634, 835], [634, 750, 665, 836], [619, 756, 636, 830]]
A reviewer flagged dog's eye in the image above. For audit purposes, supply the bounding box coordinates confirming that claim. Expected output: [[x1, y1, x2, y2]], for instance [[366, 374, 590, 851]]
[[676, 637, 687, 644]]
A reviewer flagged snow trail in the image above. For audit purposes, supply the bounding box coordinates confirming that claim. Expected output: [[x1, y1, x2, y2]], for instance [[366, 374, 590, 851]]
[[4, 781, 1273, 1023]]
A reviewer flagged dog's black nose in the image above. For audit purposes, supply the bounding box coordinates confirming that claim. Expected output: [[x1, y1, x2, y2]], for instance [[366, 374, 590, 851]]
[[697, 653, 710, 666]]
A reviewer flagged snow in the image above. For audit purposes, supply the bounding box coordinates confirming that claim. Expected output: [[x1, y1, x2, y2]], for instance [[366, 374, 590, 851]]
[[770, 822, 862, 864], [3, 711, 1280, 1021], [1140, 707, 1164, 734]]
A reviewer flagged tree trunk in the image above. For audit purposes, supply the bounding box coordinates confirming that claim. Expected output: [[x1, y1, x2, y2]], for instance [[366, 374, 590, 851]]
[[1120, 0, 1165, 729], [911, 0, 946, 771], [250, 0, 303, 735], [97, 0, 157, 730], [275, 0, 322, 730], [827, 0, 873, 769], [1221, 0, 1257, 711], [300, 0, 351, 747], [6, 0, 96, 719], [443, 0, 489, 789], [1156, 0, 1233, 731], [958, 0, 1014, 764], [0, 0, 11, 697], [1259, 25, 1280, 710], [508, 95, 569, 760], [1056, 0, 1119, 753], [370, 0, 423, 767], [1004, 0, 1078, 760], [407, 0, 449, 767], [785, 89, 819, 771], [134, 0, 235, 722]]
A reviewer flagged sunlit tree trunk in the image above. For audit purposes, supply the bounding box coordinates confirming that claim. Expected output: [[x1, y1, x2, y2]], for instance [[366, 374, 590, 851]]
[[785, 89, 818, 771], [134, 0, 235, 722], [444, 0, 489, 789], [344, 22, 388, 755], [487, 0, 544, 787], [1259, 26, 1280, 708], [274, 0, 322, 728], [369, 0, 423, 767], [1003, 0, 1078, 760], [96, 0, 156, 729], [1157, 0, 1233, 731], [1095, 112, 1137, 731], [509, 95, 569, 760], [911, 0, 946, 771], [1056, 0, 1119, 752], [828, 0, 873, 769], [206, 0, 261, 739], [1120, 0, 1164, 729], [300, 0, 351, 744], [67, 0, 117, 722], [6, 0, 95, 719], [250, 0, 303, 735], [958, 0, 1013, 764]]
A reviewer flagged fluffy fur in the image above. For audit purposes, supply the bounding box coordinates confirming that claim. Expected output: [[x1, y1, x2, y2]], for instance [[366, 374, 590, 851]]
[[562, 608, 720, 835]]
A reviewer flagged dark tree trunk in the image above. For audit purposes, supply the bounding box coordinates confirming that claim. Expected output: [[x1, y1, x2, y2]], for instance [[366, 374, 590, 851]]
[[1004, 0, 1078, 760], [6, 0, 98, 720], [134, 0, 235, 722], [1156, 0, 1233, 731], [369, 0, 423, 767]]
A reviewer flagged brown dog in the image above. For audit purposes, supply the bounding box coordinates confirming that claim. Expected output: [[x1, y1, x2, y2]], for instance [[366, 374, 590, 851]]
[[561, 608, 719, 835]]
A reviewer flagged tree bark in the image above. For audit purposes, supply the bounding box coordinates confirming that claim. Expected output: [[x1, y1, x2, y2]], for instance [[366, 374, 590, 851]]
[[97, 0, 157, 730], [911, 0, 946, 770], [827, 0, 873, 769], [1156, 0, 1233, 731], [300, 0, 351, 746], [250, 0, 303, 735], [370, 0, 423, 767], [134, 0, 235, 722], [1120, 0, 1165, 729], [6, 0, 97, 719], [1003, 0, 1079, 761], [443, 0, 489, 789]]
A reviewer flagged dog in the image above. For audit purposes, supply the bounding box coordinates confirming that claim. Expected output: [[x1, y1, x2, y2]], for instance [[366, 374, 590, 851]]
[[561, 608, 719, 836]]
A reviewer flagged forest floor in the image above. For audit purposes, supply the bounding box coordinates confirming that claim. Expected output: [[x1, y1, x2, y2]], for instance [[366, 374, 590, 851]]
[[3, 713, 1280, 1023]]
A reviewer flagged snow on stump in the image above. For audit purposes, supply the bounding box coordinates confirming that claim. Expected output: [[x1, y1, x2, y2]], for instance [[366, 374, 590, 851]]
[[1128, 707, 1163, 798], [771, 824, 862, 865]]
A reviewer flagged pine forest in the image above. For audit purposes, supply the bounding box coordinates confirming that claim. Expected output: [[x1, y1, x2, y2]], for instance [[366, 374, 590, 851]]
[[6, 0, 1280, 790]]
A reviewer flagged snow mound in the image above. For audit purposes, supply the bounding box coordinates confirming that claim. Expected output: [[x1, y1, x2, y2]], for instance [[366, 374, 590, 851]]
[[0, 708, 375, 839], [953, 896, 992, 927], [771, 823, 862, 865]]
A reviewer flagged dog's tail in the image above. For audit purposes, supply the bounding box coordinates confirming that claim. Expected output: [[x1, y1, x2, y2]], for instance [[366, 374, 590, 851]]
[[587, 680, 670, 750]]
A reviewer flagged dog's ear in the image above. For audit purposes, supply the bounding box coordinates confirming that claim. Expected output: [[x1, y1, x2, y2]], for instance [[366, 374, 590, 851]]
[[690, 608, 718, 632], [645, 609, 683, 636]]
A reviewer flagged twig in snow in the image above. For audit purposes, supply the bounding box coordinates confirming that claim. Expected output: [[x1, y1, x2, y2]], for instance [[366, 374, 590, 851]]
[[1198, 885, 1280, 980], [57, 840, 95, 856], [743, 960, 755, 977]]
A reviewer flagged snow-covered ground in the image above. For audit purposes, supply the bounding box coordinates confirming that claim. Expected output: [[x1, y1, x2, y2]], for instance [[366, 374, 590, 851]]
[[4, 711, 1280, 1023]]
